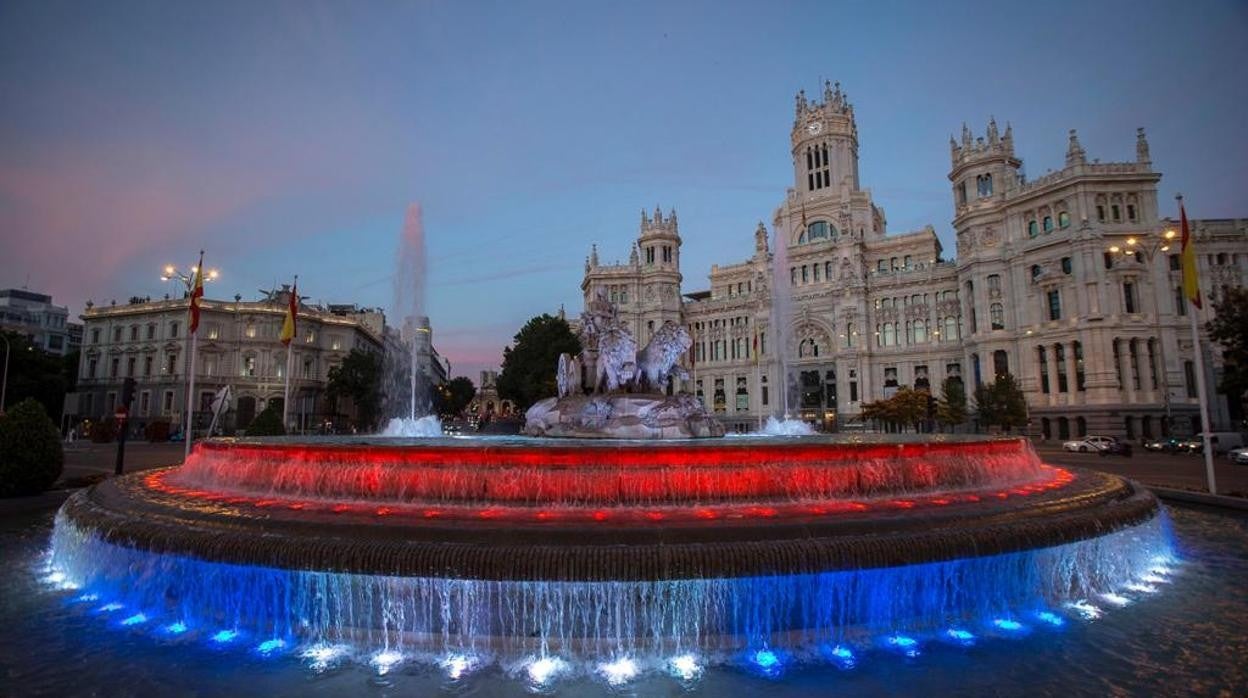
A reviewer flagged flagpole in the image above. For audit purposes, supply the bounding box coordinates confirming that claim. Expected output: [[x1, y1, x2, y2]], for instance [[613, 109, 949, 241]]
[[184, 250, 204, 462], [1178, 194, 1217, 495]]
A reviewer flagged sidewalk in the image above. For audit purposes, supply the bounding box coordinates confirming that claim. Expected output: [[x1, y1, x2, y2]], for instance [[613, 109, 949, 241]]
[[59, 441, 185, 484]]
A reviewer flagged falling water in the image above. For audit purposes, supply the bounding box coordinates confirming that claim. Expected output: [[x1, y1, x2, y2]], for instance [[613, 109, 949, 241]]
[[769, 219, 795, 418]]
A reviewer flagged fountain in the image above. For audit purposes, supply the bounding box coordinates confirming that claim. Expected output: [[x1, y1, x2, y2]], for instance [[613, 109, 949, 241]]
[[44, 267, 1174, 688], [382, 203, 442, 437]]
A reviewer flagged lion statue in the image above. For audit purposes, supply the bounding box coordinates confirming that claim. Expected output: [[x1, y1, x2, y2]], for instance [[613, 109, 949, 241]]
[[634, 320, 692, 392]]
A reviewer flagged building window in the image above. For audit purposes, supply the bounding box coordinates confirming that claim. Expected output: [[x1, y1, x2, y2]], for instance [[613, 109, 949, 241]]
[[1128, 339, 1141, 390], [1038, 346, 1050, 393], [965, 281, 977, 333], [1061, 257, 1072, 274], [87, 358, 98, 379], [977, 173, 993, 197], [990, 303, 1005, 330], [1127, 204, 1136, 221], [1055, 344, 1068, 393], [913, 319, 927, 344], [987, 274, 1001, 294], [801, 265, 809, 283], [1168, 254, 1180, 271], [1074, 341, 1086, 391], [1174, 286, 1187, 316], [129, 325, 139, 341], [112, 327, 122, 342], [1043, 216, 1053, 233], [147, 324, 156, 340], [91, 328, 100, 344], [245, 356, 256, 377], [806, 220, 831, 241], [139, 391, 151, 417], [126, 357, 136, 377], [166, 352, 177, 375], [1058, 417, 1070, 440], [1028, 220, 1038, 238], [1058, 211, 1070, 228], [1113, 340, 1124, 388], [993, 350, 1009, 380], [207, 324, 219, 340], [169, 322, 179, 338], [1076, 416, 1087, 437], [1147, 339, 1158, 390], [143, 355, 153, 376], [1031, 264, 1043, 280], [1097, 205, 1106, 222], [1123, 281, 1137, 314], [1111, 204, 1121, 221], [1184, 360, 1197, 398], [1047, 290, 1061, 321], [110, 357, 120, 377]]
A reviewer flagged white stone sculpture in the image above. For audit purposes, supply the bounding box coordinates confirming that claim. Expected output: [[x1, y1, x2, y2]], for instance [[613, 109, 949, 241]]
[[594, 325, 637, 392], [556, 352, 581, 398], [634, 320, 692, 392]]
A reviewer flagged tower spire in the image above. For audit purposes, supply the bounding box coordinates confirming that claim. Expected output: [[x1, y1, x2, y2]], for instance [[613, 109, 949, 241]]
[[1065, 129, 1086, 167], [1136, 127, 1151, 163]]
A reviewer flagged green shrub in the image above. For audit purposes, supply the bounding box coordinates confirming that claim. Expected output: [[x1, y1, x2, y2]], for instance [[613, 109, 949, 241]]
[[245, 406, 286, 436], [145, 420, 172, 443], [0, 398, 65, 497]]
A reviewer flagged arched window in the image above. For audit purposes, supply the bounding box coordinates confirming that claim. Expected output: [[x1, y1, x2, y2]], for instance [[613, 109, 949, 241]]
[[1043, 216, 1053, 232], [914, 319, 928, 344], [990, 302, 1005, 330], [993, 350, 1009, 379], [806, 220, 832, 241], [1076, 416, 1087, 437], [976, 173, 993, 197], [883, 323, 896, 346], [1031, 264, 1042, 280], [1041, 418, 1051, 439], [944, 316, 959, 342], [1028, 220, 1038, 237], [1058, 211, 1070, 228]]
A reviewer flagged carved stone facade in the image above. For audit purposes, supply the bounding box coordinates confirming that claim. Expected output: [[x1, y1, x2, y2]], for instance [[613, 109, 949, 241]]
[[582, 82, 1248, 437]]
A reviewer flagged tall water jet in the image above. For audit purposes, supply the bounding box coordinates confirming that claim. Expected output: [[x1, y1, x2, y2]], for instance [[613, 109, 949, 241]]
[[769, 219, 795, 419], [382, 203, 441, 436]]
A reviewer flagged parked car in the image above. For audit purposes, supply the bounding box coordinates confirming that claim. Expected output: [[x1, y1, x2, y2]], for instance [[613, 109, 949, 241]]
[[1062, 436, 1116, 453], [1098, 441, 1133, 457], [1143, 438, 1182, 453], [1228, 447, 1248, 465], [1180, 433, 1246, 455]]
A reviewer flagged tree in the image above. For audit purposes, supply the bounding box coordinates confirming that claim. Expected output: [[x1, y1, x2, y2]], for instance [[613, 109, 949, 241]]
[[861, 387, 928, 432], [0, 398, 64, 497], [244, 405, 286, 436], [0, 330, 73, 419], [497, 314, 581, 409], [434, 376, 476, 417], [326, 349, 384, 430], [974, 373, 1028, 433], [1209, 287, 1248, 406], [936, 377, 969, 431]]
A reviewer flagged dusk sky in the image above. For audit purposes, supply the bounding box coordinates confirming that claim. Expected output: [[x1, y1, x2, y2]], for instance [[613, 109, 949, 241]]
[[2, 0, 1246, 379]]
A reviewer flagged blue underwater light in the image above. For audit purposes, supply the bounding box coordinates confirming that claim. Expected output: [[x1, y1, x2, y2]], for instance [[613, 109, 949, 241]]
[[164, 621, 188, 635], [119, 613, 148, 626], [1035, 611, 1065, 627], [992, 619, 1024, 632], [211, 630, 238, 644]]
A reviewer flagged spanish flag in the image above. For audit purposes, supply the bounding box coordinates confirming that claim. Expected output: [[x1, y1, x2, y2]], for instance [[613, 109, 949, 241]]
[[1179, 197, 1201, 310], [280, 278, 297, 345], [188, 251, 204, 334]]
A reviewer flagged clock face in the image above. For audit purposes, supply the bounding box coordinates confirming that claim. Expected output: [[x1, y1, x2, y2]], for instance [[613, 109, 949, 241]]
[[807, 121, 823, 135]]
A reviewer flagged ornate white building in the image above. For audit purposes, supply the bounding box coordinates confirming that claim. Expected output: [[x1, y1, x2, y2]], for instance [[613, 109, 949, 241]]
[[583, 81, 1248, 437]]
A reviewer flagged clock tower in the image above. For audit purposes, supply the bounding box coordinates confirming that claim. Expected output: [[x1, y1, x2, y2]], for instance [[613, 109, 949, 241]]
[[792, 80, 859, 195]]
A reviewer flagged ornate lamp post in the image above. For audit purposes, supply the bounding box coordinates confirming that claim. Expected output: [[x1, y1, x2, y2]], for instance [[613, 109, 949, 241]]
[[1107, 229, 1178, 433]]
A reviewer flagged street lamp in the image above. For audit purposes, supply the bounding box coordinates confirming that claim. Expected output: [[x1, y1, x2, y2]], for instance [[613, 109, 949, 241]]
[[160, 263, 220, 294], [1106, 228, 1179, 433]]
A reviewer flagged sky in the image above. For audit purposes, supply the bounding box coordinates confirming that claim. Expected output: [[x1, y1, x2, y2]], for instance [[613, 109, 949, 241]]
[[2, 0, 1246, 379]]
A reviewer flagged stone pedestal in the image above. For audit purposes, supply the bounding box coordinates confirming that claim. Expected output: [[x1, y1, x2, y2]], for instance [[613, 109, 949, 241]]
[[523, 393, 725, 439]]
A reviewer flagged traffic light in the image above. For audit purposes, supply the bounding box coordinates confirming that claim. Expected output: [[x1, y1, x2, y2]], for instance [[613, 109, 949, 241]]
[[121, 377, 136, 407]]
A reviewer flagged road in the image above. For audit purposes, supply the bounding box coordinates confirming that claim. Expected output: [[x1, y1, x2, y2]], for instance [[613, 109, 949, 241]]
[[54, 440, 1248, 498], [60, 441, 185, 484], [1034, 443, 1248, 496]]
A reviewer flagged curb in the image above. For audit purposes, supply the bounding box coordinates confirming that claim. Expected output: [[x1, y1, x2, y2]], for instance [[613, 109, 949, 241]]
[[1150, 487, 1248, 511]]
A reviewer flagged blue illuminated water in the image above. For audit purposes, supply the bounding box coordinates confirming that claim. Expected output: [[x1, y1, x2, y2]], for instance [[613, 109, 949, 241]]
[[2, 502, 1246, 696]]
